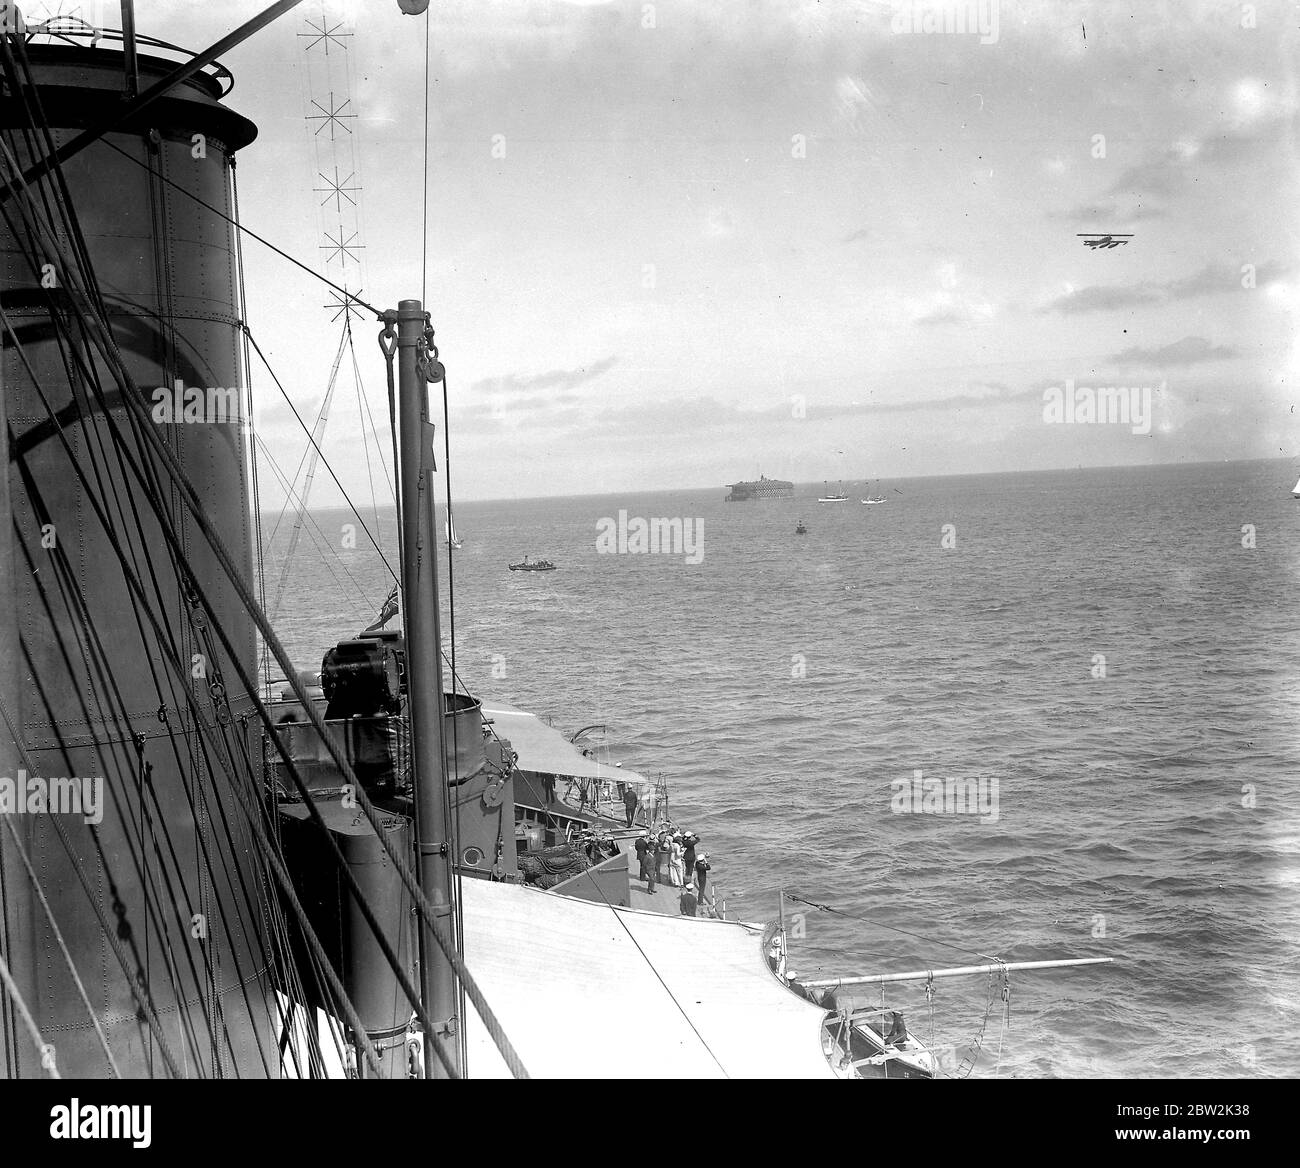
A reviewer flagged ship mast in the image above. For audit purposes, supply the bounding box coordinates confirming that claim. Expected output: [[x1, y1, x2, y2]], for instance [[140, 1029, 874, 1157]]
[[391, 298, 461, 1078]]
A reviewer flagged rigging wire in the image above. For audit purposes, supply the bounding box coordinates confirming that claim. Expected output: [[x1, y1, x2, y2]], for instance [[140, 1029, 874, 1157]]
[[253, 432, 373, 612], [0, 689, 184, 1077], [0, 773, 121, 1077], [0, 949, 58, 1078], [232, 163, 274, 703], [11, 404, 361, 1082], [575, 850, 731, 1078], [124, 312, 515, 1076], [98, 136, 383, 319], [2, 315, 376, 1079], [0, 217, 235, 1074], [347, 316, 396, 505], [3, 319, 274, 1076], [0, 103, 325, 1076], [0, 152, 467, 1080], [3, 23, 529, 1081], [12, 316, 436, 1071], [345, 316, 389, 558], [784, 892, 1005, 966], [267, 323, 353, 617], [265, 324, 348, 550], [0, 93, 291, 1073], [4, 34, 451, 1083], [243, 323, 397, 587]]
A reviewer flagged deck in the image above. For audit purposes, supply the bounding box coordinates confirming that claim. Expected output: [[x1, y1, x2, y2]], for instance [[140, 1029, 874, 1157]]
[[622, 854, 724, 919]]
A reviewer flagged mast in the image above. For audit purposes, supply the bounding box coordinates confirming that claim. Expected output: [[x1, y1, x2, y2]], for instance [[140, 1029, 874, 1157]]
[[393, 298, 461, 1078]]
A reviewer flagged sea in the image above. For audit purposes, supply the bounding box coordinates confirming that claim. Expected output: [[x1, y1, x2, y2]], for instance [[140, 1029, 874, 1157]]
[[264, 457, 1300, 1080]]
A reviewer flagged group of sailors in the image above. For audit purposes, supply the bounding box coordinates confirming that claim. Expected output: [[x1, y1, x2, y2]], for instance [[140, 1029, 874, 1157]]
[[632, 827, 711, 916]]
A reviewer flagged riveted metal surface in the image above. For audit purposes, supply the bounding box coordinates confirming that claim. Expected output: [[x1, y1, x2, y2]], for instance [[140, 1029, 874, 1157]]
[[0, 48, 272, 1078]]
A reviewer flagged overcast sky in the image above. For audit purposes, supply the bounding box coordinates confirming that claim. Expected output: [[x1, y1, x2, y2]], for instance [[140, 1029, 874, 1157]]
[[60, 1, 1300, 502]]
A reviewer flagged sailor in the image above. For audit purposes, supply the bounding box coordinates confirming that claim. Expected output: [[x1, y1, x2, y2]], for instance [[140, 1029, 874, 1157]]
[[679, 881, 698, 918], [634, 832, 650, 881], [682, 832, 698, 875], [622, 784, 639, 828], [654, 829, 669, 884], [694, 853, 711, 903]]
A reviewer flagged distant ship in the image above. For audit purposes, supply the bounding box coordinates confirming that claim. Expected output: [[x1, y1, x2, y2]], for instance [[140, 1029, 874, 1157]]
[[818, 481, 849, 503], [726, 474, 794, 502], [509, 555, 557, 571]]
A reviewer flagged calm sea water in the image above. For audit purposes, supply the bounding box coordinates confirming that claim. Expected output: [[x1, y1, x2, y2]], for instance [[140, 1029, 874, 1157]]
[[265, 458, 1300, 1079]]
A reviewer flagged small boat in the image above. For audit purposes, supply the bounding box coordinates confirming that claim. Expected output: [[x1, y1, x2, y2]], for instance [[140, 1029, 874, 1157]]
[[509, 555, 557, 572], [822, 1008, 937, 1080], [1292, 476, 1300, 498], [446, 508, 463, 549], [795, 519, 807, 535], [818, 481, 849, 503], [861, 496, 886, 505]]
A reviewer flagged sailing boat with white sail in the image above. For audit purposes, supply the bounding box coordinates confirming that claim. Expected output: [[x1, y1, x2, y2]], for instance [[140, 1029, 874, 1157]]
[[446, 507, 463, 548], [1292, 475, 1300, 498]]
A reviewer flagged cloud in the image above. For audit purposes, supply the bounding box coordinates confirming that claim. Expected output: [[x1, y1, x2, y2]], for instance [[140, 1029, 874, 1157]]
[[1039, 282, 1164, 314], [823, 385, 1040, 414], [495, 392, 584, 412], [1050, 201, 1167, 223], [569, 382, 1043, 441], [470, 356, 618, 397], [257, 396, 323, 430], [914, 305, 969, 327], [1037, 261, 1291, 315], [1106, 116, 1293, 200], [911, 298, 996, 326], [1109, 336, 1237, 367], [1050, 113, 1296, 226], [704, 208, 736, 239]]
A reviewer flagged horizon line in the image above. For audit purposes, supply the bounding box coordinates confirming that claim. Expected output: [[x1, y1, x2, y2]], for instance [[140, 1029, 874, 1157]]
[[254, 454, 1291, 512]]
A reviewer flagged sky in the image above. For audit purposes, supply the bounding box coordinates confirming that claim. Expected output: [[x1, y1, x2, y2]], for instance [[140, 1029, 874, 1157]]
[[31, 0, 1300, 503]]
